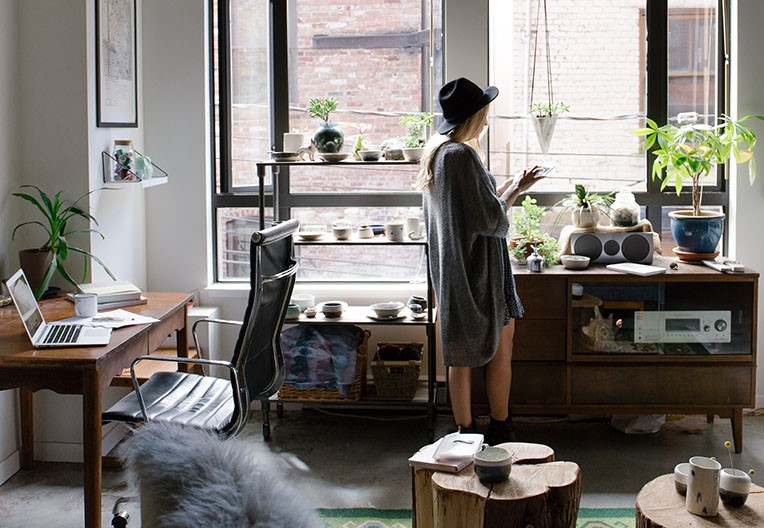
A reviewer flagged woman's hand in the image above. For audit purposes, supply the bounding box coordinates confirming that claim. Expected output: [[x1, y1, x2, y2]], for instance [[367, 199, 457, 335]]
[[498, 166, 545, 205]]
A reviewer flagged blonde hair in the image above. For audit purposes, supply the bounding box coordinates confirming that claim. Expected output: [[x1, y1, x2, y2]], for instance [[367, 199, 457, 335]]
[[415, 105, 490, 190]]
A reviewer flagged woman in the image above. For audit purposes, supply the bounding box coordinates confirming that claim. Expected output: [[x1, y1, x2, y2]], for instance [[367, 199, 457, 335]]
[[417, 77, 545, 445]]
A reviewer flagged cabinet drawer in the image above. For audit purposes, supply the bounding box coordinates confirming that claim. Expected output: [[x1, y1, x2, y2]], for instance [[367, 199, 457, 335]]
[[514, 276, 566, 319], [514, 319, 565, 361], [571, 365, 753, 405], [510, 363, 566, 404]]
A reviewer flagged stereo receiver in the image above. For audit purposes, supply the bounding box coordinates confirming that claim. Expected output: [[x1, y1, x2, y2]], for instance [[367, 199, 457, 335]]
[[634, 310, 731, 343]]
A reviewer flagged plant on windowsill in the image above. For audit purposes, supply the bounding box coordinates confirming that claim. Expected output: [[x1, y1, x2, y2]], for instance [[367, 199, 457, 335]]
[[307, 97, 344, 154], [12, 185, 116, 300], [508, 195, 560, 266], [530, 101, 570, 154], [554, 183, 614, 228], [399, 113, 434, 162], [633, 112, 762, 256]]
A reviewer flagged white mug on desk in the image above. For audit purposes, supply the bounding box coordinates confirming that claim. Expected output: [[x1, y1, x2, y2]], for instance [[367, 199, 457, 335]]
[[74, 293, 98, 318]]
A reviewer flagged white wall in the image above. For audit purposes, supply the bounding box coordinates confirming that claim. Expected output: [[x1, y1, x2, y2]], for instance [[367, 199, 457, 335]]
[[0, 0, 21, 485], [731, 0, 764, 408]]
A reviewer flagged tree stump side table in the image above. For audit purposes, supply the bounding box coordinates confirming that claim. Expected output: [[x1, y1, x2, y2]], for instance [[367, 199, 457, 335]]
[[412, 442, 581, 528], [636, 473, 764, 528]]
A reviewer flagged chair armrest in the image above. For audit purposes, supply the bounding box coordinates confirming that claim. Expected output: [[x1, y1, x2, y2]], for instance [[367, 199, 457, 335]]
[[191, 318, 243, 366], [128, 355, 243, 423]]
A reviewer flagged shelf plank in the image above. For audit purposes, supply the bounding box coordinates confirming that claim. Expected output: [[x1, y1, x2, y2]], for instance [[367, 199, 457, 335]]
[[284, 306, 436, 325]]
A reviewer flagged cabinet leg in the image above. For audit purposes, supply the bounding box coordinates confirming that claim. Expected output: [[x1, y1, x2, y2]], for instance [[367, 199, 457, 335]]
[[277, 401, 284, 418], [706, 413, 715, 424], [731, 408, 743, 453], [261, 400, 271, 441]]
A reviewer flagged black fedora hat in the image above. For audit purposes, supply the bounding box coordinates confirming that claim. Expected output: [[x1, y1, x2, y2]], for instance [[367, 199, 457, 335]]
[[437, 77, 499, 134]]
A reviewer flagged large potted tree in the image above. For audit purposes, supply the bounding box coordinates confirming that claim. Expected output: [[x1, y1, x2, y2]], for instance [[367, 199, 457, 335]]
[[634, 114, 761, 257], [12, 185, 115, 299]]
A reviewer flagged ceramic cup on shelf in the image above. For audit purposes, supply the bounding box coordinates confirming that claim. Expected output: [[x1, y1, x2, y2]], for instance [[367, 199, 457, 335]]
[[73, 293, 98, 318], [405, 216, 425, 240], [385, 221, 405, 242], [283, 133, 306, 153], [357, 225, 374, 239], [685, 455, 721, 516]]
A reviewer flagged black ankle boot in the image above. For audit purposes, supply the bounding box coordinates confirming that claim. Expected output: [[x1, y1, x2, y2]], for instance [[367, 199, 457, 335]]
[[485, 415, 517, 445], [456, 419, 479, 435]]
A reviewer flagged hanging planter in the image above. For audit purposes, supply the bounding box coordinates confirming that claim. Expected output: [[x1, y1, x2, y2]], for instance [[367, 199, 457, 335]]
[[528, 0, 569, 154]]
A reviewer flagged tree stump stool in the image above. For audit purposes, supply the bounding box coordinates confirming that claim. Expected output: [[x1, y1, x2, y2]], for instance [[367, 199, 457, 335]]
[[413, 442, 581, 528], [636, 473, 764, 527]]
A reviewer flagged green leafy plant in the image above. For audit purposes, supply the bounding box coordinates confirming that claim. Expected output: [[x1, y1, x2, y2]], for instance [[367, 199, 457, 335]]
[[12, 185, 116, 299], [399, 113, 433, 148], [633, 114, 762, 216], [530, 101, 570, 117], [307, 97, 339, 124], [554, 183, 614, 224], [508, 195, 560, 266]]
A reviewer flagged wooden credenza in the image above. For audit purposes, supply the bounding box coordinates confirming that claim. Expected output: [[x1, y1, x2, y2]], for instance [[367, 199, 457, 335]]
[[472, 255, 758, 452]]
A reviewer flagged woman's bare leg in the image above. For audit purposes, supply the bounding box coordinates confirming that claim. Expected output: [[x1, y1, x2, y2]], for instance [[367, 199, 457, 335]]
[[485, 320, 515, 421], [448, 366, 473, 427]]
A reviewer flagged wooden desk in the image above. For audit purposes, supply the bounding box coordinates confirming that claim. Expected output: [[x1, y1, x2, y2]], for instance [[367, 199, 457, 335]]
[[0, 292, 192, 528]]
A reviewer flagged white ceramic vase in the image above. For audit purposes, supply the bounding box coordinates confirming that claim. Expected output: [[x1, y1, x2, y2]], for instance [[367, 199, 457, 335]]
[[720, 468, 751, 507], [685, 456, 721, 516], [572, 206, 600, 228]]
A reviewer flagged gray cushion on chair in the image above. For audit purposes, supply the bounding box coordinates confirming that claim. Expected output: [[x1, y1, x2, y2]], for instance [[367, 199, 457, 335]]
[[120, 422, 320, 528]]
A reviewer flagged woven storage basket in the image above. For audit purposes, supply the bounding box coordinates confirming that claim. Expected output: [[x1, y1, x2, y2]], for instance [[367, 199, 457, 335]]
[[278, 329, 370, 401], [371, 342, 423, 400]]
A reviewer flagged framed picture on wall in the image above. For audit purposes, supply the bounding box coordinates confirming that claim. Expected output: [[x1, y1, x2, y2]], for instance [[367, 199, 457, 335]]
[[95, 0, 137, 127]]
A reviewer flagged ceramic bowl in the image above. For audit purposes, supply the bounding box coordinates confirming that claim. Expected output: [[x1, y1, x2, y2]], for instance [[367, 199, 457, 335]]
[[720, 468, 751, 506], [332, 225, 353, 240], [673, 462, 690, 496], [270, 151, 300, 162], [402, 147, 424, 162], [319, 152, 349, 163], [359, 150, 383, 162], [370, 301, 405, 318], [357, 225, 374, 239], [319, 301, 347, 318], [285, 303, 301, 320], [473, 446, 513, 483], [368, 224, 385, 236], [290, 293, 315, 312], [560, 254, 591, 270]]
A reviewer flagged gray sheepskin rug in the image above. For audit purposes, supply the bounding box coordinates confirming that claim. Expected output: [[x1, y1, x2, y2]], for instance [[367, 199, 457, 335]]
[[119, 422, 320, 528]]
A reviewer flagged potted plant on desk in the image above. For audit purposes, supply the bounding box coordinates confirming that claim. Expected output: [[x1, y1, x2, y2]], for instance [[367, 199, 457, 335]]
[[12, 185, 115, 299], [554, 183, 614, 228], [508, 195, 560, 266], [633, 113, 761, 258]]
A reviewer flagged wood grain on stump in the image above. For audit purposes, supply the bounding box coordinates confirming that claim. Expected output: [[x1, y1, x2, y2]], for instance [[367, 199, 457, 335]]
[[636, 473, 764, 528], [413, 442, 581, 528]]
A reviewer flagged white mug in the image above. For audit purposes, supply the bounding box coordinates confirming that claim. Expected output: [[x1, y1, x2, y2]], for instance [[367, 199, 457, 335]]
[[405, 216, 425, 240], [386, 221, 405, 242], [74, 293, 98, 318], [685, 455, 721, 516], [283, 133, 306, 153]]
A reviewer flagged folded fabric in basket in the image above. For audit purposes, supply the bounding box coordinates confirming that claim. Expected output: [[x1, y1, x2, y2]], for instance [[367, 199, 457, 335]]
[[281, 324, 365, 396]]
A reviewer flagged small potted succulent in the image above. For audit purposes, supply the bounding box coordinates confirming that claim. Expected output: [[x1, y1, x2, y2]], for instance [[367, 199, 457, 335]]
[[508, 195, 560, 266], [399, 113, 433, 162], [555, 183, 614, 228], [307, 97, 344, 153]]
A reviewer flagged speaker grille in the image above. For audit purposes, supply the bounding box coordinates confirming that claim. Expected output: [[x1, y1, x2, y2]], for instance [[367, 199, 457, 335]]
[[570, 232, 653, 264]]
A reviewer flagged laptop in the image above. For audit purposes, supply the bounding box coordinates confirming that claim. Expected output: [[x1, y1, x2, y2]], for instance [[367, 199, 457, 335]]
[[5, 269, 111, 348]]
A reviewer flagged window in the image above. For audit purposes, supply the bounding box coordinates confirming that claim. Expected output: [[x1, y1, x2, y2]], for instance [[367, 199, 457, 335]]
[[487, 0, 727, 253], [211, 0, 443, 281]]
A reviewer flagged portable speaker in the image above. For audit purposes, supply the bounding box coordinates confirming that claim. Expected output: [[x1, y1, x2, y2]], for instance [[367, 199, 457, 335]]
[[570, 232, 654, 264]]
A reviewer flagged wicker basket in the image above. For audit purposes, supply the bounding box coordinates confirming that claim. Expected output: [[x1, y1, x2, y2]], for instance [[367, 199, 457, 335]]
[[278, 329, 370, 401], [371, 342, 423, 400]]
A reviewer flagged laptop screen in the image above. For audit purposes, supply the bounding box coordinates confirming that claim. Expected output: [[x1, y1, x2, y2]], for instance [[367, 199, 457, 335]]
[[6, 270, 45, 339]]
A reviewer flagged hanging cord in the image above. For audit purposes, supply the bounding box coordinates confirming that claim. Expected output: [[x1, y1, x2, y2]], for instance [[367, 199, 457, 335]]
[[529, 0, 554, 111]]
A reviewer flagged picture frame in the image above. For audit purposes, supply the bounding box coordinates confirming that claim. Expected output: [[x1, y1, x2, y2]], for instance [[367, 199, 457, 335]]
[[95, 0, 137, 127]]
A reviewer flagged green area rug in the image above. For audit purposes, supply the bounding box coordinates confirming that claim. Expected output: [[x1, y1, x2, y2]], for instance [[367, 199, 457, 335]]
[[319, 507, 636, 528]]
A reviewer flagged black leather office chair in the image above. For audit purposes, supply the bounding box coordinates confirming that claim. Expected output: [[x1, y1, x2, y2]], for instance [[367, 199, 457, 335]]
[[103, 219, 299, 439]]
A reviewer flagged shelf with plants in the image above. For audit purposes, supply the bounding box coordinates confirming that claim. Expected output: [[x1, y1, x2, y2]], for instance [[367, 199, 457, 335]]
[[254, 159, 438, 442], [100, 150, 169, 188]]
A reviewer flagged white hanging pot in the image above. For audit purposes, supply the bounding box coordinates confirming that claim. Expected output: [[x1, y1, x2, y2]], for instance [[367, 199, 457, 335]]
[[531, 113, 558, 154]]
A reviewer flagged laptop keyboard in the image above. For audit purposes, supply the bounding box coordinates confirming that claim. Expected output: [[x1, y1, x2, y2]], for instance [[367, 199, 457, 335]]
[[43, 324, 83, 344]]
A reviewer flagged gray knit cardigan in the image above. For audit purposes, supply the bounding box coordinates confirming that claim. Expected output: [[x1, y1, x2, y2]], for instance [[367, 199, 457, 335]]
[[423, 142, 514, 367]]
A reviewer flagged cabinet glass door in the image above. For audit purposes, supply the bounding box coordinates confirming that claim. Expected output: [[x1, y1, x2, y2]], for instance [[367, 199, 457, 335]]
[[571, 281, 753, 356]]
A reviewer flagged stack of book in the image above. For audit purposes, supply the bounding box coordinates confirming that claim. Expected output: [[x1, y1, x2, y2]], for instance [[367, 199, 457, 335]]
[[72, 281, 146, 310]]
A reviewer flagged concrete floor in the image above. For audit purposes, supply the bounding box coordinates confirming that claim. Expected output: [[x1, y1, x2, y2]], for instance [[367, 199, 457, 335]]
[[1, 409, 763, 527]]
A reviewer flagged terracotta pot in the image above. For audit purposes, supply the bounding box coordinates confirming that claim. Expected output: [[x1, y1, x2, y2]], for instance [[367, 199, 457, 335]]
[[19, 248, 53, 296]]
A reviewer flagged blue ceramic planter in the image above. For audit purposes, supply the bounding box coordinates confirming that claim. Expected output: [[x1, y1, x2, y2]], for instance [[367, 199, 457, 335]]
[[669, 210, 724, 253]]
